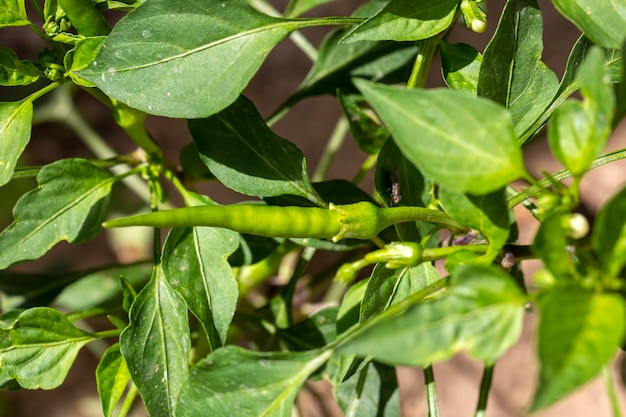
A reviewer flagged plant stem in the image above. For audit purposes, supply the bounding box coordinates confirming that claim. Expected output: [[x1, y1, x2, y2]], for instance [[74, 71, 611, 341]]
[[117, 382, 139, 417], [424, 365, 440, 417], [421, 245, 489, 262], [508, 148, 626, 208], [603, 365, 624, 417], [312, 116, 349, 182], [474, 363, 495, 417], [353, 153, 378, 185], [407, 39, 438, 89]]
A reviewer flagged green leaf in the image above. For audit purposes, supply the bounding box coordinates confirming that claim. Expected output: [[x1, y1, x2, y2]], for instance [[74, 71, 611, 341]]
[[162, 192, 239, 349], [0, 48, 40, 86], [336, 361, 400, 417], [439, 187, 511, 261], [0, 98, 32, 187], [355, 79, 526, 195], [175, 346, 331, 417], [552, 0, 626, 49], [75, 0, 299, 118], [120, 266, 190, 417], [593, 185, 626, 279], [439, 40, 482, 93], [341, 0, 458, 43], [0, 0, 29, 27], [188, 95, 321, 202], [477, 0, 559, 138], [278, 307, 338, 351], [338, 265, 525, 366], [64, 37, 106, 87], [96, 344, 131, 417], [531, 290, 626, 411], [532, 212, 577, 279], [338, 92, 389, 155], [0, 159, 114, 269], [0, 307, 95, 389], [361, 262, 440, 322], [284, 0, 334, 18], [548, 47, 615, 176]]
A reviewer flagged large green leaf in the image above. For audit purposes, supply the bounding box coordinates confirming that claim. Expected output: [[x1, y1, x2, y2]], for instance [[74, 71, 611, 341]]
[[355, 79, 526, 195], [0, 307, 95, 389], [336, 361, 400, 417], [552, 0, 626, 49], [188, 95, 321, 202], [548, 47, 615, 176], [120, 266, 190, 417], [96, 344, 131, 417], [0, 0, 29, 27], [477, 0, 559, 138], [76, 0, 312, 118], [0, 159, 114, 269], [162, 192, 239, 350], [175, 346, 331, 417], [531, 290, 626, 411], [593, 185, 626, 279], [341, 0, 458, 43], [338, 265, 525, 366], [0, 98, 32, 187], [0, 48, 40, 86], [439, 40, 482, 93]]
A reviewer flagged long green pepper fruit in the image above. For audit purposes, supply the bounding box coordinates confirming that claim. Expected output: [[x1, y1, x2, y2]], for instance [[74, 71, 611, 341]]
[[103, 201, 464, 242]]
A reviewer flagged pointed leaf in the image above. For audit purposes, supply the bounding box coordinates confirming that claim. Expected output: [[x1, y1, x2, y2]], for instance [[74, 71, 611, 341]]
[[336, 361, 400, 417], [120, 266, 190, 417], [531, 290, 626, 411], [0, 48, 40, 86], [96, 344, 131, 417], [0, 159, 114, 269], [0, 307, 95, 389], [64, 37, 106, 87], [338, 265, 525, 366], [341, 0, 458, 43], [188, 95, 321, 202], [361, 262, 440, 322], [478, 0, 559, 137], [356, 79, 526, 195], [175, 346, 331, 417], [75, 0, 297, 118], [439, 40, 482, 93], [593, 185, 626, 278], [0, 98, 32, 187], [162, 192, 239, 349], [552, 0, 626, 49], [0, 0, 29, 27]]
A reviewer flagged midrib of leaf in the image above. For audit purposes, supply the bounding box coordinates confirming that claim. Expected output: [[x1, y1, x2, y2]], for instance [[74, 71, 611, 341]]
[[105, 18, 357, 73], [217, 115, 312, 197], [259, 350, 332, 417], [0, 100, 28, 133], [10, 174, 115, 248], [3, 335, 93, 350], [382, 95, 507, 165], [504, 4, 522, 110]]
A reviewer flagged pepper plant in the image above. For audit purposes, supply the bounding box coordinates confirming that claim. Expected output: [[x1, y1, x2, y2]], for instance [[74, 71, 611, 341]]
[[1, 0, 626, 416]]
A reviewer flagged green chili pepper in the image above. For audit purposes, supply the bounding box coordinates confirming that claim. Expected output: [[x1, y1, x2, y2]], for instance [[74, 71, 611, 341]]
[[103, 201, 465, 241], [58, 0, 111, 37]]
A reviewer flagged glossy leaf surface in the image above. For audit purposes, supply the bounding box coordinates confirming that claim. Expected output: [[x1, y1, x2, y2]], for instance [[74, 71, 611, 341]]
[[175, 346, 330, 417], [342, 0, 458, 43], [162, 192, 239, 349], [0, 48, 40, 86], [0, 307, 95, 389], [478, 0, 559, 138], [532, 290, 626, 410], [96, 344, 131, 417], [552, 0, 626, 49], [356, 79, 526, 195], [0, 98, 32, 187], [339, 265, 525, 366], [439, 41, 482, 93], [189, 96, 321, 202], [0, 159, 114, 269], [76, 0, 296, 118], [0, 0, 29, 27], [120, 266, 190, 417]]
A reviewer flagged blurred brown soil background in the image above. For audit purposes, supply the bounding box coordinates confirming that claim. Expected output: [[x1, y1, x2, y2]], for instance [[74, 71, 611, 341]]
[[1, 0, 626, 416]]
